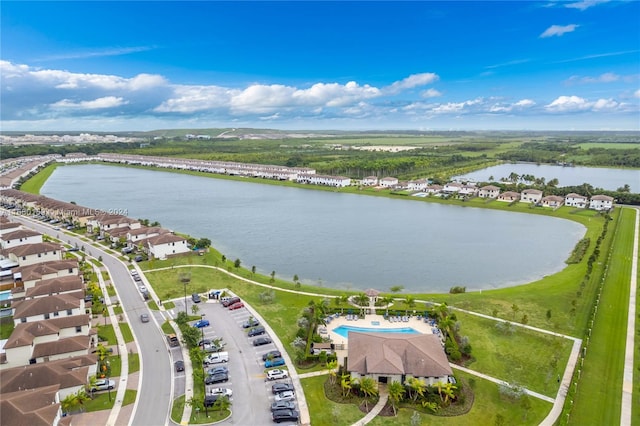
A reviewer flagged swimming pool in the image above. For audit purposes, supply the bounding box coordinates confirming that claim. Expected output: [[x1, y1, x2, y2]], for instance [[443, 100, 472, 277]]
[[332, 325, 420, 339]]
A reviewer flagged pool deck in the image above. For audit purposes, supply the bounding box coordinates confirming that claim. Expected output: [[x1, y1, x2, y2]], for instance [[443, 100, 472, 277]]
[[322, 313, 436, 349]]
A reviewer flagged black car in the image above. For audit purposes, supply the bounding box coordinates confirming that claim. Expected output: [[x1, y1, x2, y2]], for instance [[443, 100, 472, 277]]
[[205, 372, 229, 385], [204, 395, 219, 407], [272, 409, 299, 423], [252, 337, 272, 346], [242, 318, 260, 328], [271, 382, 294, 394], [174, 360, 185, 372], [270, 400, 296, 412], [247, 326, 266, 337], [262, 350, 282, 361], [198, 339, 212, 347]]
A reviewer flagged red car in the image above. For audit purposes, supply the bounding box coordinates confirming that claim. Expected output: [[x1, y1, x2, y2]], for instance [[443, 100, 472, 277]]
[[228, 302, 244, 310]]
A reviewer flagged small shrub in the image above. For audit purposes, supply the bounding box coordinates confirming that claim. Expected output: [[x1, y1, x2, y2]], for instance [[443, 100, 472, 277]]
[[449, 286, 466, 294]]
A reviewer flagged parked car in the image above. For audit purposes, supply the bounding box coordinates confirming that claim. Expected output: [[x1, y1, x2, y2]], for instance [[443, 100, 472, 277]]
[[228, 301, 244, 310], [262, 350, 282, 361], [266, 369, 289, 380], [242, 318, 260, 328], [205, 372, 229, 385], [265, 357, 285, 368], [204, 395, 220, 407], [274, 390, 295, 402], [174, 360, 185, 372], [166, 334, 180, 347], [138, 285, 147, 293], [192, 293, 201, 303], [193, 319, 210, 328], [247, 326, 266, 337], [90, 379, 115, 392], [272, 409, 299, 423], [252, 337, 272, 346], [134, 255, 144, 262], [134, 275, 142, 282], [198, 339, 212, 347], [122, 247, 134, 254], [221, 297, 240, 307], [204, 352, 229, 364], [210, 387, 233, 398], [270, 400, 296, 412], [206, 366, 228, 376], [140, 313, 149, 323], [271, 383, 294, 394], [203, 343, 225, 353]]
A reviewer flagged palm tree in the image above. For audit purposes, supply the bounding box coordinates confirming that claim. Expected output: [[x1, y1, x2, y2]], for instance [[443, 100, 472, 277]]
[[380, 295, 394, 316], [61, 392, 80, 414], [439, 316, 455, 341], [359, 376, 378, 410], [387, 381, 405, 416], [213, 395, 231, 412], [303, 299, 329, 356], [340, 373, 352, 398], [403, 295, 415, 315], [407, 376, 426, 402], [442, 382, 457, 404], [327, 360, 338, 385]]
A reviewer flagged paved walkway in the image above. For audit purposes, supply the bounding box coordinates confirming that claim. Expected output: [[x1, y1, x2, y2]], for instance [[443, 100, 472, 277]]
[[350, 385, 389, 426], [621, 207, 639, 426]]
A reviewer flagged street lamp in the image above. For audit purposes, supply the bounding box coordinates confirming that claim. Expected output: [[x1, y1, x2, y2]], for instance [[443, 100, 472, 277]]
[[201, 313, 208, 417], [179, 272, 191, 316], [106, 359, 112, 402]]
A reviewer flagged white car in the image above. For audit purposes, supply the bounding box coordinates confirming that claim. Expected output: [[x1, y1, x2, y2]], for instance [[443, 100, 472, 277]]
[[274, 390, 295, 402], [266, 369, 289, 381], [209, 387, 233, 398], [90, 379, 115, 392], [139, 285, 147, 293]]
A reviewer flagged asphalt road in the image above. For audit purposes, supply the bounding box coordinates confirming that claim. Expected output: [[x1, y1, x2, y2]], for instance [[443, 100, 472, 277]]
[[10, 215, 172, 426]]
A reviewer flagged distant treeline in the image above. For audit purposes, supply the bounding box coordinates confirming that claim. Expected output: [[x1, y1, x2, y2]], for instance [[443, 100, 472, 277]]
[[498, 142, 640, 168]]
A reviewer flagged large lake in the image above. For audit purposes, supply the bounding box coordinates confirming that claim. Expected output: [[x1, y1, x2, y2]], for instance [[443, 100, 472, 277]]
[[455, 163, 639, 193], [41, 164, 586, 293]]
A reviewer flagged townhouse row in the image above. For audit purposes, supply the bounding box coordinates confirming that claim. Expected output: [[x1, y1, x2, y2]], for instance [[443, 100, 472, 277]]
[[0, 215, 99, 425]]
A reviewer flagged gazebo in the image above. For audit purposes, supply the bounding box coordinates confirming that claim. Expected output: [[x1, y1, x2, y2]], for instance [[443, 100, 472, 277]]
[[364, 288, 380, 305]]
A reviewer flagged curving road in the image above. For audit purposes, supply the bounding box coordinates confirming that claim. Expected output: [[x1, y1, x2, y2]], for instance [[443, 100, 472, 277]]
[[8, 214, 171, 426]]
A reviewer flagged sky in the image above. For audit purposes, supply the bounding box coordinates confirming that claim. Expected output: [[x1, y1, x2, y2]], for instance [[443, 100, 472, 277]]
[[1, 1, 639, 132]]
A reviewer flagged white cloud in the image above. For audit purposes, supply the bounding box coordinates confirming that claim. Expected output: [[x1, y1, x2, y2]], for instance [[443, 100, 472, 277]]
[[421, 88, 442, 98], [566, 72, 621, 84], [545, 95, 620, 112], [154, 85, 236, 113], [431, 99, 483, 114], [540, 24, 579, 38], [489, 99, 536, 113], [565, 0, 610, 11], [385, 73, 439, 94], [634, 89, 640, 98], [51, 96, 128, 109]]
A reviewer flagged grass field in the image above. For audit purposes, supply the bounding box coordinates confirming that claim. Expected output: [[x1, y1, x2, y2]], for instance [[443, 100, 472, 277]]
[[18, 162, 59, 194], [575, 143, 640, 150], [567, 207, 635, 425]]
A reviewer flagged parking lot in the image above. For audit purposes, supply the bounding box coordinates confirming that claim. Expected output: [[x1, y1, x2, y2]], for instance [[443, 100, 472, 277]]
[[170, 295, 299, 425]]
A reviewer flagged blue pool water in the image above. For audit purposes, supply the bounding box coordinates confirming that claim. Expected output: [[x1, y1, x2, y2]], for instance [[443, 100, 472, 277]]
[[332, 325, 419, 339], [0, 291, 10, 302]]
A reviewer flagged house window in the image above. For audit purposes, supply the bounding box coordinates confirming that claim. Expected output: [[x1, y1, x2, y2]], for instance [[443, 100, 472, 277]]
[[69, 268, 73, 273], [75, 326, 82, 333], [44, 313, 50, 319], [66, 309, 73, 315], [20, 317, 26, 323], [53, 311, 59, 317], [22, 256, 26, 260], [38, 253, 42, 258]]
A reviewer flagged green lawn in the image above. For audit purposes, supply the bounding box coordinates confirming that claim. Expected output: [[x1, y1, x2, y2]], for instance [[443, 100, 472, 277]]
[[171, 395, 185, 423], [302, 375, 367, 425], [633, 210, 640, 426], [97, 324, 117, 345], [119, 323, 134, 343], [568, 207, 636, 425], [373, 371, 551, 426], [128, 353, 140, 373], [458, 312, 572, 397], [19, 162, 59, 194], [0, 317, 15, 339]]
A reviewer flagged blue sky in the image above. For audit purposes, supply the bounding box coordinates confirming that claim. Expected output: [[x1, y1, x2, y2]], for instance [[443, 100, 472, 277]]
[[1, 1, 639, 131]]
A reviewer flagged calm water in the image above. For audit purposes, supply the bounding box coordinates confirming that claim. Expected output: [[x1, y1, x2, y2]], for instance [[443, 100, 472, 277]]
[[332, 326, 420, 338], [455, 163, 639, 193], [41, 164, 586, 293]]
